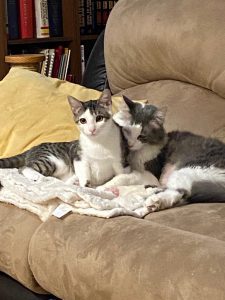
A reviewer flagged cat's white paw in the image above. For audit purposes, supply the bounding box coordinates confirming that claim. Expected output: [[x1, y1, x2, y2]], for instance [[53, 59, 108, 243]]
[[146, 189, 183, 212], [79, 179, 91, 187], [97, 186, 120, 197], [20, 167, 43, 182], [145, 194, 162, 212], [66, 175, 79, 185], [96, 185, 105, 192]]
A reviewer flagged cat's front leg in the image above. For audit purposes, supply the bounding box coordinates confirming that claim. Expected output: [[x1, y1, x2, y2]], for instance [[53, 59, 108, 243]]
[[112, 162, 130, 175], [20, 167, 43, 181], [65, 174, 79, 185], [73, 160, 91, 187], [145, 188, 186, 212]]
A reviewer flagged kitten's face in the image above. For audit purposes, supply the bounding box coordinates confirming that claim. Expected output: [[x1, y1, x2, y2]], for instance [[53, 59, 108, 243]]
[[114, 96, 166, 151], [68, 89, 112, 137]]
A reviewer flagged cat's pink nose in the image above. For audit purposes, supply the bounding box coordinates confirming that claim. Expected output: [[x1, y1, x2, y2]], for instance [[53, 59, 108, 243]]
[[89, 128, 96, 134]]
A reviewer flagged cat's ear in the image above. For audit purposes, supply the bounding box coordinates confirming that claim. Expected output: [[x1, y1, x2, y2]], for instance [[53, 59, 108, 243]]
[[68, 96, 84, 116], [151, 107, 167, 127], [122, 95, 135, 111], [98, 88, 112, 109], [113, 95, 133, 126]]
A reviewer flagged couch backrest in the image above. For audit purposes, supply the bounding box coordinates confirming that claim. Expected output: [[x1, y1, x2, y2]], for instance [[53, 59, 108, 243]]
[[105, 0, 225, 97]]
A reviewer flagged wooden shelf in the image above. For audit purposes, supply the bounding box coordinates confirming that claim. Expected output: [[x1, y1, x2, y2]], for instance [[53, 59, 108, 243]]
[[8, 37, 73, 46], [81, 34, 98, 41]]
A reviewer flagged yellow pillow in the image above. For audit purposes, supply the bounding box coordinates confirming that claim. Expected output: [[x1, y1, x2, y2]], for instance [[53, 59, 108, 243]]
[[0, 68, 102, 158]]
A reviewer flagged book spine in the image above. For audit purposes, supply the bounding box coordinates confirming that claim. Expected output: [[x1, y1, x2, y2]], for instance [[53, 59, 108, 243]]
[[63, 48, 71, 80], [91, 0, 97, 34], [86, 0, 92, 34], [102, 0, 108, 26], [108, 1, 114, 12], [52, 45, 64, 78], [79, 0, 86, 35], [47, 0, 63, 37], [42, 49, 49, 76], [19, 0, 34, 38], [7, 0, 20, 39], [80, 44, 85, 77], [96, 0, 103, 32], [47, 48, 55, 77], [35, 0, 50, 38], [58, 53, 66, 80]]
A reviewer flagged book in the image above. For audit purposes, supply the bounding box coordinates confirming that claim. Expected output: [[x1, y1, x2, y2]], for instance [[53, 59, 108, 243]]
[[91, 0, 97, 33], [96, 0, 103, 32], [47, 0, 63, 37], [7, 0, 19, 39], [40, 49, 49, 75], [19, 0, 34, 38], [58, 52, 66, 80], [79, 0, 86, 34], [62, 48, 71, 80], [80, 44, 85, 77], [52, 45, 64, 78], [56, 47, 71, 80], [86, 0, 93, 34], [47, 48, 55, 77], [34, 0, 50, 38], [102, 0, 108, 26]]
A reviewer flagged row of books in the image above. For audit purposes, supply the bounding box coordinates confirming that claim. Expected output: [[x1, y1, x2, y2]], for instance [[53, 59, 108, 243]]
[[79, 0, 118, 34], [6, 0, 63, 40], [40, 46, 72, 81]]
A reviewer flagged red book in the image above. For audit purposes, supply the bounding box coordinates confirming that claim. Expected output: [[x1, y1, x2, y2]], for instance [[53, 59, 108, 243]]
[[19, 0, 34, 38], [52, 46, 64, 78]]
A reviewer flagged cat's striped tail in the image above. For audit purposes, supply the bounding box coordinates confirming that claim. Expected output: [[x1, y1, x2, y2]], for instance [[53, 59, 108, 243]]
[[0, 153, 26, 169]]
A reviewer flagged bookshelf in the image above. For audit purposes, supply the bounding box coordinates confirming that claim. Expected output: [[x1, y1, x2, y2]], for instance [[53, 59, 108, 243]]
[[0, 1, 117, 83], [0, 0, 82, 82]]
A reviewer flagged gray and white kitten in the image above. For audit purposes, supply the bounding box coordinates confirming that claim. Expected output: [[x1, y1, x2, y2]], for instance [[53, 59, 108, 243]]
[[0, 89, 128, 187], [103, 95, 225, 211]]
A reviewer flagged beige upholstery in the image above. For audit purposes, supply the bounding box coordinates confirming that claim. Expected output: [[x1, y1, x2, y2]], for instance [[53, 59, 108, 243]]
[[29, 209, 225, 300], [0, 204, 45, 293], [0, 0, 225, 299], [105, 0, 225, 98]]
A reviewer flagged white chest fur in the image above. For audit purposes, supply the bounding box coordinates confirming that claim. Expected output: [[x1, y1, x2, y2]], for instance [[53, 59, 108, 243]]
[[79, 121, 123, 185], [129, 144, 161, 172]]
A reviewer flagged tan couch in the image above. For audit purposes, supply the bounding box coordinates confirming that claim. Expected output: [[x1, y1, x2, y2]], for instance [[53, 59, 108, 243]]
[[1, 0, 225, 299]]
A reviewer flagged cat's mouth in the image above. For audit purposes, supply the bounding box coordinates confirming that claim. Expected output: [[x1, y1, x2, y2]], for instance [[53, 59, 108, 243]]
[[86, 131, 98, 137]]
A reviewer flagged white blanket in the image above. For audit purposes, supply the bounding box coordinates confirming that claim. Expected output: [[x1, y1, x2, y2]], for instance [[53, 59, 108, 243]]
[[0, 169, 155, 221]]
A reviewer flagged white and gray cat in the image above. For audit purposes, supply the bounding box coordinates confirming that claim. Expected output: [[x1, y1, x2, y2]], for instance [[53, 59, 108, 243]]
[[100, 95, 225, 211], [0, 88, 128, 187]]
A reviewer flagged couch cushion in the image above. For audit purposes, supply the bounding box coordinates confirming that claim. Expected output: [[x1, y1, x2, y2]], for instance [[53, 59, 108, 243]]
[[0, 203, 46, 293], [29, 214, 225, 300], [105, 0, 225, 97], [146, 203, 225, 242]]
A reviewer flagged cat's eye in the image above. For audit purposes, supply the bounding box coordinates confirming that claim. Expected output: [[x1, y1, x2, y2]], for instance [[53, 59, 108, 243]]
[[138, 135, 147, 142], [79, 118, 87, 124], [96, 115, 104, 122]]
